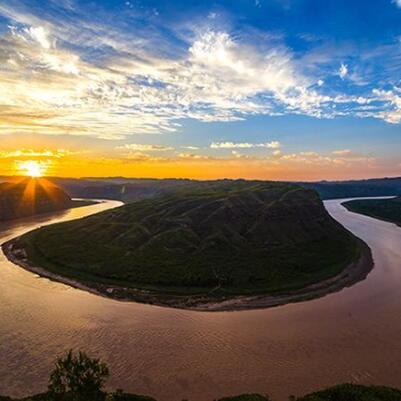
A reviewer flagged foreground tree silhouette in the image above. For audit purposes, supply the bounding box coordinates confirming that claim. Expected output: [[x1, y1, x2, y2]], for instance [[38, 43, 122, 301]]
[[48, 350, 109, 401]]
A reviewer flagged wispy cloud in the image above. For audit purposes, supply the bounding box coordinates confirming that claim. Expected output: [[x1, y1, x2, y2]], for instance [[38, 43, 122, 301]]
[[338, 63, 348, 79], [0, 148, 79, 159], [178, 153, 211, 160], [210, 141, 281, 149], [0, 0, 400, 145], [116, 144, 174, 152], [372, 88, 401, 123], [332, 149, 352, 155]]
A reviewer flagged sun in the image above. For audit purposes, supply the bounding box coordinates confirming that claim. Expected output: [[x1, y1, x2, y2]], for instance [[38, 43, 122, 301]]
[[17, 160, 46, 177]]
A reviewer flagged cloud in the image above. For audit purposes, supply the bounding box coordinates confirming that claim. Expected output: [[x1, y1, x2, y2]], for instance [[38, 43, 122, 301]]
[[0, 2, 400, 143], [0, 148, 79, 159], [116, 144, 174, 152], [372, 87, 401, 123], [26, 26, 52, 49], [178, 153, 211, 160], [210, 141, 281, 149], [393, 0, 401, 7], [121, 152, 154, 161], [338, 63, 348, 79], [276, 150, 376, 167], [0, 17, 332, 138], [231, 150, 252, 159], [332, 149, 352, 155]]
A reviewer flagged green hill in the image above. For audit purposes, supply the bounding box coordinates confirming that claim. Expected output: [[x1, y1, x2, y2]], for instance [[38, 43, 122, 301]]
[[343, 197, 401, 226], [10, 180, 363, 305], [0, 178, 73, 221]]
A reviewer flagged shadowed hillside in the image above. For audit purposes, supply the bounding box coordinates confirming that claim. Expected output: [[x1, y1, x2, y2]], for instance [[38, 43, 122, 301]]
[[0, 178, 73, 221], [343, 197, 401, 226], [11, 181, 362, 305], [300, 177, 401, 199]]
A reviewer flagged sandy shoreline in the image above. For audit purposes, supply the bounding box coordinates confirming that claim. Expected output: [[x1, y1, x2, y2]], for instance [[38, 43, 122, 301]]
[[1, 237, 373, 312]]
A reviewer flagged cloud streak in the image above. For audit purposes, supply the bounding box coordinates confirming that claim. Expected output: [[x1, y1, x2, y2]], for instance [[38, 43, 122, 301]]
[[210, 141, 281, 149]]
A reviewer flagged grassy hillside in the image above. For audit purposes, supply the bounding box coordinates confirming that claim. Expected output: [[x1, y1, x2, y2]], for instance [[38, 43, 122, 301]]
[[13, 180, 360, 299], [0, 178, 73, 221], [343, 197, 401, 226], [300, 177, 401, 200]]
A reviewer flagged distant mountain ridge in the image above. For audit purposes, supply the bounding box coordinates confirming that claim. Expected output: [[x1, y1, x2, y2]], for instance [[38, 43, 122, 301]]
[[2, 175, 400, 204], [1, 176, 397, 203], [300, 176, 401, 199], [0, 178, 73, 221]]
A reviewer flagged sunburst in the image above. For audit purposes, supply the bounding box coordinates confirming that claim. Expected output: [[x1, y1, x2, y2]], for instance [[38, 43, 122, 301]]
[[17, 160, 47, 177]]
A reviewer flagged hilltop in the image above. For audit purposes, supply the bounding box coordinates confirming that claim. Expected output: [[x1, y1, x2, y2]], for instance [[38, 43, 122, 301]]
[[5, 180, 371, 309], [0, 178, 74, 221]]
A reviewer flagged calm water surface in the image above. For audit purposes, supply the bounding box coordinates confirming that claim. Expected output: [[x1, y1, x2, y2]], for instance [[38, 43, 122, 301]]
[[0, 198, 400, 401]]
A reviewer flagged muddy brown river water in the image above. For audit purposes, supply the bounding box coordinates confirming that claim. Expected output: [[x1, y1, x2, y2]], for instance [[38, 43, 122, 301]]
[[0, 198, 400, 401]]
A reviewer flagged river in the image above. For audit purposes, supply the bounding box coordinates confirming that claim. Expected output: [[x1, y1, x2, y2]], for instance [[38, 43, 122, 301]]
[[0, 198, 400, 401]]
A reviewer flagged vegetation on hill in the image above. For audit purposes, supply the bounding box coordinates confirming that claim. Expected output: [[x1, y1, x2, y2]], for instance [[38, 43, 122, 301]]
[[217, 395, 270, 401], [1, 351, 401, 401], [12, 181, 360, 303], [300, 177, 401, 200], [297, 383, 401, 401], [343, 197, 401, 226], [0, 178, 73, 221]]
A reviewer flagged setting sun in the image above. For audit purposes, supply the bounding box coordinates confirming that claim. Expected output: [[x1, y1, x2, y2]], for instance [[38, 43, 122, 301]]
[[17, 160, 46, 177]]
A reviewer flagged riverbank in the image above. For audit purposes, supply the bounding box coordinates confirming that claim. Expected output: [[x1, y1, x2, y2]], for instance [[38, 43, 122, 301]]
[[1, 237, 373, 311]]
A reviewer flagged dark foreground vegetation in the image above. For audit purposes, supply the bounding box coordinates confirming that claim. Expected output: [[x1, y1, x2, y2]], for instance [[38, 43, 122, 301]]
[[1, 351, 400, 401], [12, 181, 360, 302], [343, 197, 401, 226]]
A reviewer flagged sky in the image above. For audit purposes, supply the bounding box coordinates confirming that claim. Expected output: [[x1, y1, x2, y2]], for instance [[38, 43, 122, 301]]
[[0, 0, 400, 180]]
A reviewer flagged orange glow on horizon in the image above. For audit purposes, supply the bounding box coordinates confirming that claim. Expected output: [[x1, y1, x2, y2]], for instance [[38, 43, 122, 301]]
[[0, 151, 396, 182]]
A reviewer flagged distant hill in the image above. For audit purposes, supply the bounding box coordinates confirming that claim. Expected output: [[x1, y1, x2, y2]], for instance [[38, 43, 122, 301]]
[[218, 384, 401, 401], [46, 176, 401, 202], [11, 181, 362, 306], [299, 177, 401, 199], [51, 177, 200, 203], [343, 197, 401, 226], [296, 383, 401, 401], [2, 176, 400, 202], [0, 178, 73, 221]]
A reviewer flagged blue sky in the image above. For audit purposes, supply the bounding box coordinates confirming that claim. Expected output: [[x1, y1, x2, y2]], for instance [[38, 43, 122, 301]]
[[0, 0, 400, 179]]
